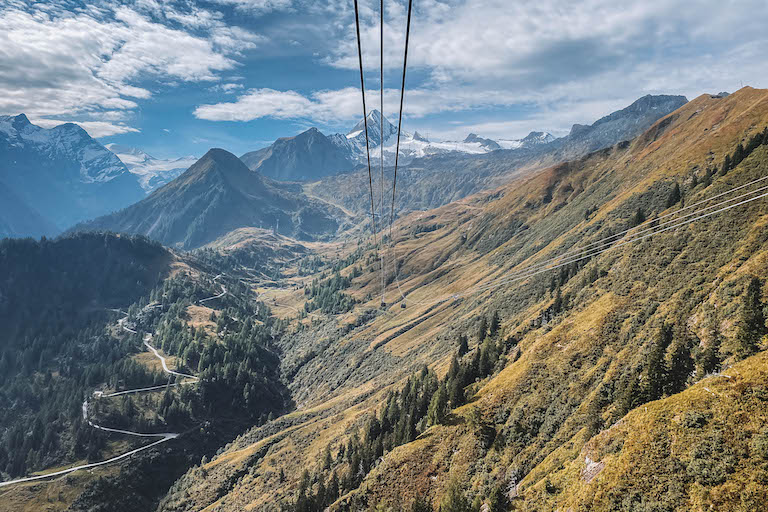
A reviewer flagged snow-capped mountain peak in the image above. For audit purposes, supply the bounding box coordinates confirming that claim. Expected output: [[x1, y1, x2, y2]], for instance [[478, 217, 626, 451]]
[[105, 143, 197, 193], [347, 109, 398, 145]]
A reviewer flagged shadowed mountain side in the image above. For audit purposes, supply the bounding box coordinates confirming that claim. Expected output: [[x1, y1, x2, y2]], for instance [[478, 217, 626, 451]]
[[72, 149, 348, 249]]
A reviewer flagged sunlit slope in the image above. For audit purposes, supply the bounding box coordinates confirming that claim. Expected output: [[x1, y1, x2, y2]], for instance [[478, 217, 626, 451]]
[[158, 87, 768, 511]]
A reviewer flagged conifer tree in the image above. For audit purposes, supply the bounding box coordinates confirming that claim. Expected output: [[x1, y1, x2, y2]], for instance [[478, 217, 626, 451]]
[[427, 382, 448, 426], [735, 277, 766, 359], [477, 316, 488, 341], [488, 484, 509, 512], [439, 476, 472, 512], [489, 311, 501, 338], [458, 335, 469, 357], [697, 323, 722, 377], [666, 337, 693, 395], [720, 154, 732, 176], [643, 326, 671, 401], [632, 207, 646, 227], [666, 182, 682, 207]]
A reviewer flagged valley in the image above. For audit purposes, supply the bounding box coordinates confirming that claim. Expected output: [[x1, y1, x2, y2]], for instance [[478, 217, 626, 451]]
[[1, 88, 767, 512]]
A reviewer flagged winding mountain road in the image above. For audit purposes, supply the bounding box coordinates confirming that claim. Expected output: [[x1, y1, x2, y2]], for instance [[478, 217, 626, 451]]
[[0, 311, 200, 488]]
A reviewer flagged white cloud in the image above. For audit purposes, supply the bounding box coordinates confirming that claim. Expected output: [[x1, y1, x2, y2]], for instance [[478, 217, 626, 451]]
[[30, 118, 140, 138], [210, 0, 293, 13], [0, 1, 264, 130]]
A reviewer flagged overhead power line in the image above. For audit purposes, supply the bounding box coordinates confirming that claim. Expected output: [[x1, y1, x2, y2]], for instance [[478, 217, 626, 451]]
[[389, 175, 768, 307]]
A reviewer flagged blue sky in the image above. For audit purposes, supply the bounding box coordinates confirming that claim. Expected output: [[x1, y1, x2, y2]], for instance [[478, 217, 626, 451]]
[[1, 0, 767, 159]]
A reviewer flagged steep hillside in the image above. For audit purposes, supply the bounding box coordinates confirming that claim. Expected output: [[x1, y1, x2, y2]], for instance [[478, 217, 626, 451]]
[[309, 95, 687, 216], [0, 115, 144, 232], [74, 149, 348, 249], [156, 87, 768, 512]]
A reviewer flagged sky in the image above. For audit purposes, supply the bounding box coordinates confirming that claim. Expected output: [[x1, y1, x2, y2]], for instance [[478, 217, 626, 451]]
[[1, 0, 767, 159]]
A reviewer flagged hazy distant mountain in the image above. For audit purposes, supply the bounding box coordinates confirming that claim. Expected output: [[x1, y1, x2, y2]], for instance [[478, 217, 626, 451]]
[[106, 144, 197, 193], [240, 128, 356, 181], [0, 181, 57, 239], [0, 114, 144, 231], [74, 148, 346, 249]]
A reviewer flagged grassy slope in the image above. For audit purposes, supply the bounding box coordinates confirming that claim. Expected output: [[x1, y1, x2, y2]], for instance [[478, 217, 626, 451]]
[[158, 87, 768, 511]]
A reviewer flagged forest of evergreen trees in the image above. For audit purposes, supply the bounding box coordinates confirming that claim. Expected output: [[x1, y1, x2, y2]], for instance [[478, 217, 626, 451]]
[[0, 234, 291, 480]]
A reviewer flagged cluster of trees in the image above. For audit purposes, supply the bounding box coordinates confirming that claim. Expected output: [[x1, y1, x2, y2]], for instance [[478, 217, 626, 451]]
[[304, 271, 358, 314], [0, 235, 293, 479], [133, 274, 292, 424], [615, 276, 766, 423], [289, 312, 509, 511], [719, 126, 768, 176]]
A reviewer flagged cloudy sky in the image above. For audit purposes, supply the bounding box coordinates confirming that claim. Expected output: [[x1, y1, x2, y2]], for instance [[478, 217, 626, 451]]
[[2, 0, 766, 157]]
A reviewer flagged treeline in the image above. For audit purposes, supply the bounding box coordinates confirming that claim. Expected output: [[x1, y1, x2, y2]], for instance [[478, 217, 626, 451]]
[[288, 311, 509, 511]]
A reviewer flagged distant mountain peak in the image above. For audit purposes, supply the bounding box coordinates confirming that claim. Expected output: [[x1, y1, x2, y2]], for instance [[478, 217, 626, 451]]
[[0, 114, 144, 231], [348, 109, 397, 144], [413, 131, 428, 142]]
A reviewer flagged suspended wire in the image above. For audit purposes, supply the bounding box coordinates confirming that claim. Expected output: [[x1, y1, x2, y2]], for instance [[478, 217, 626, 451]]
[[471, 179, 768, 286], [389, 0, 413, 239], [390, 175, 768, 306], [353, 0, 378, 253], [378, 0, 386, 305]]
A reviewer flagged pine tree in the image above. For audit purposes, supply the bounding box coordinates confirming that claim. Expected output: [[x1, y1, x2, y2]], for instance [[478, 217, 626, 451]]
[[666, 182, 682, 207], [322, 443, 332, 470], [719, 154, 732, 176], [697, 323, 722, 377], [735, 277, 766, 359], [489, 311, 501, 338], [427, 382, 448, 426], [477, 316, 488, 341], [666, 338, 693, 395], [439, 476, 472, 512], [643, 326, 671, 401], [488, 483, 509, 512], [632, 207, 646, 227], [458, 335, 469, 357]]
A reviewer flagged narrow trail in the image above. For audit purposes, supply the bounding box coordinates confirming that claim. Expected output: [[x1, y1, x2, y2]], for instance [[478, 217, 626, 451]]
[[0, 309, 200, 488]]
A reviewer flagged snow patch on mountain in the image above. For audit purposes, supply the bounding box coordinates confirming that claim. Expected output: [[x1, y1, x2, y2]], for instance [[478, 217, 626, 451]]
[[106, 144, 197, 193], [325, 110, 555, 166], [0, 114, 129, 184]]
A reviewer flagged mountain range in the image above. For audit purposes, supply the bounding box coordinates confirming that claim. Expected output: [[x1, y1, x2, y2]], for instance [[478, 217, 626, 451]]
[[241, 109, 558, 182], [2, 87, 768, 512], [73, 148, 348, 249], [0, 114, 144, 233]]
